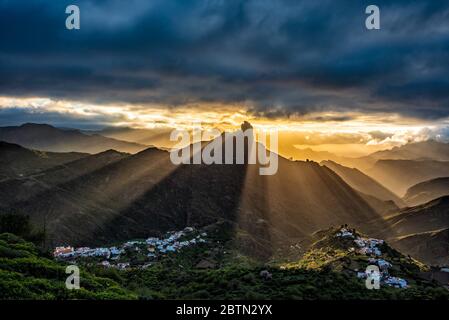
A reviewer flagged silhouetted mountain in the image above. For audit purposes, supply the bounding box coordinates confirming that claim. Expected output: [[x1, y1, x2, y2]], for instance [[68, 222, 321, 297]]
[[0, 141, 86, 180], [2, 129, 381, 258], [369, 140, 449, 161], [404, 177, 449, 207], [0, 123, 147, 154], [392, 228, 449, 266], [321, 160, 404, 208], [366, 159, 449, 196]]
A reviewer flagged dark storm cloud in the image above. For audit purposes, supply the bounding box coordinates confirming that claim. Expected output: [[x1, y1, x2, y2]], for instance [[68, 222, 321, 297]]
[[1, 0, 449, 119]]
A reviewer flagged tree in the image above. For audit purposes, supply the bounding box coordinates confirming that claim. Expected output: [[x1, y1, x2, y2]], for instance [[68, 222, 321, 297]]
[[0, 212, 45, 244]]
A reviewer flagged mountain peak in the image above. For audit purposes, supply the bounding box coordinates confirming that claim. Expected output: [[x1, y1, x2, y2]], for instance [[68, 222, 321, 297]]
[[240, 121, 253, 132], [20, 123, 55, 129]]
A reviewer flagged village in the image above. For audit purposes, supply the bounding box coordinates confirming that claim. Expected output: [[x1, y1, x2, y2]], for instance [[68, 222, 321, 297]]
[[336, 227, 408, 289], [53, 226, 207, 270]]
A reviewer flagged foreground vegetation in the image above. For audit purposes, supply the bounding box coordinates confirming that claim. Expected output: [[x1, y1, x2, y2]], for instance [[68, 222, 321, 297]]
[[0, 218, 448, 300], [0, 233, 136, 299]]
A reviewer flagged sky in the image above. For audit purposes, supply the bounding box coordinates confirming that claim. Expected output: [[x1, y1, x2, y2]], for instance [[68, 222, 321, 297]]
[[1, 0, 449, 156]]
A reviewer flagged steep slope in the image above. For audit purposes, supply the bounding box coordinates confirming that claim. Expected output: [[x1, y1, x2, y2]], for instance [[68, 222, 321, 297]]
[[295, 227, 427, 276], [321, 160, 404, 207], [14, 147, 175, 246], [358, 192, 399, 216], [0, 141, 87, 180], [404, 177, 449, 207], [0, 149, 128, 207], [9, 130, 381, 258], [384, 196, 449, 237], [392, 228, 449, 266], [366, 159, 449, 196], [279, 227, 449, 297], [0, 123, 147, 154]]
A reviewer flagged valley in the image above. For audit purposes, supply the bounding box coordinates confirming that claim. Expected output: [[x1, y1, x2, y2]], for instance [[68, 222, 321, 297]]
[[1, 124, 449, 299]]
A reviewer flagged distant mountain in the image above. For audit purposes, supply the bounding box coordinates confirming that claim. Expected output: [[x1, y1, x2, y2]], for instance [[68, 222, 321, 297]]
[[368, 140, 449, 161], [385, 196, 449, 237], [392, 228, 449, 266], [0, 141, 86, 180], [358, 192, 400, 216], [366, 159, 449, 196], [90, 127, 174, 149], [0, 123, 147, 154], [377, 196, 449, 266], [2, 129, 382, 257], [403, 177, 449, 207], [321, 160, 404, 207], [279, 147, 342, 163]]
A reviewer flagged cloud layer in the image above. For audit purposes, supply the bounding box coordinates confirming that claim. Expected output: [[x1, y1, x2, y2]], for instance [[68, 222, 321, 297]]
[[1, 0, 449, 120]]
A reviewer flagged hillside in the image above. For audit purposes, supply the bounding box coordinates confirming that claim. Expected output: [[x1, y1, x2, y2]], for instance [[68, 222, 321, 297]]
[[124, 225, 447, 299], [366, 159, 449, 196], [392, 228, 449, 266], [358, 193, 399, 216], [3, 130, 382, 259], [0, 123, 147, 154], [384, 196, 449, 237], [0, 149, 128, 207], [3, 224, 448, 300], [321, 160, 404, 207], [0, 233, 135, 299], [0, 141, 87, 180], [404, 177, 449, 207]]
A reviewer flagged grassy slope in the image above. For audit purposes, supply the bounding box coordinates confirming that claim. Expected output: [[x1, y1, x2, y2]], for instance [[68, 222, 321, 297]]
[[0, 233, 136, 300]]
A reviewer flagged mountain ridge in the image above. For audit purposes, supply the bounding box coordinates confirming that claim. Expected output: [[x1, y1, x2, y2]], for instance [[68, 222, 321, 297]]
[[0, 123, 148, 154], [321, 160, 405, 208], [0, 132, 383, 258], [404, 177, 449, 206]]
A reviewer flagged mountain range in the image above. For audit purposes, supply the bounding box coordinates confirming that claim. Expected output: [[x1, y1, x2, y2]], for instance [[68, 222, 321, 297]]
[[1, 123, 449, 267], [0, 123, 148, 154], [0, 130, 384, 258], [382, 196, 449, 266], [366, 159, 449, 196], [0, 141, 87, 181], [368, 140, 449, 161], [321, 160, 404, 208], [403, 177, 449, 207]]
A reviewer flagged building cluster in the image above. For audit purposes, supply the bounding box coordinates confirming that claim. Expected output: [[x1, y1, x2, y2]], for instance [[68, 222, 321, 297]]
[[53, 227, 207, 269], [53, 246, 116, 260], [336, 227, 408, 289]]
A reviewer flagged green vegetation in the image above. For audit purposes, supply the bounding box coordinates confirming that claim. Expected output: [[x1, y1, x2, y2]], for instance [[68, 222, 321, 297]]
[[1, 223, 448, 300], [0, 233, 136, 300], [117, 226, 449, 300], [122, 262, 449, 300], [0, 212, 44, 244]]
